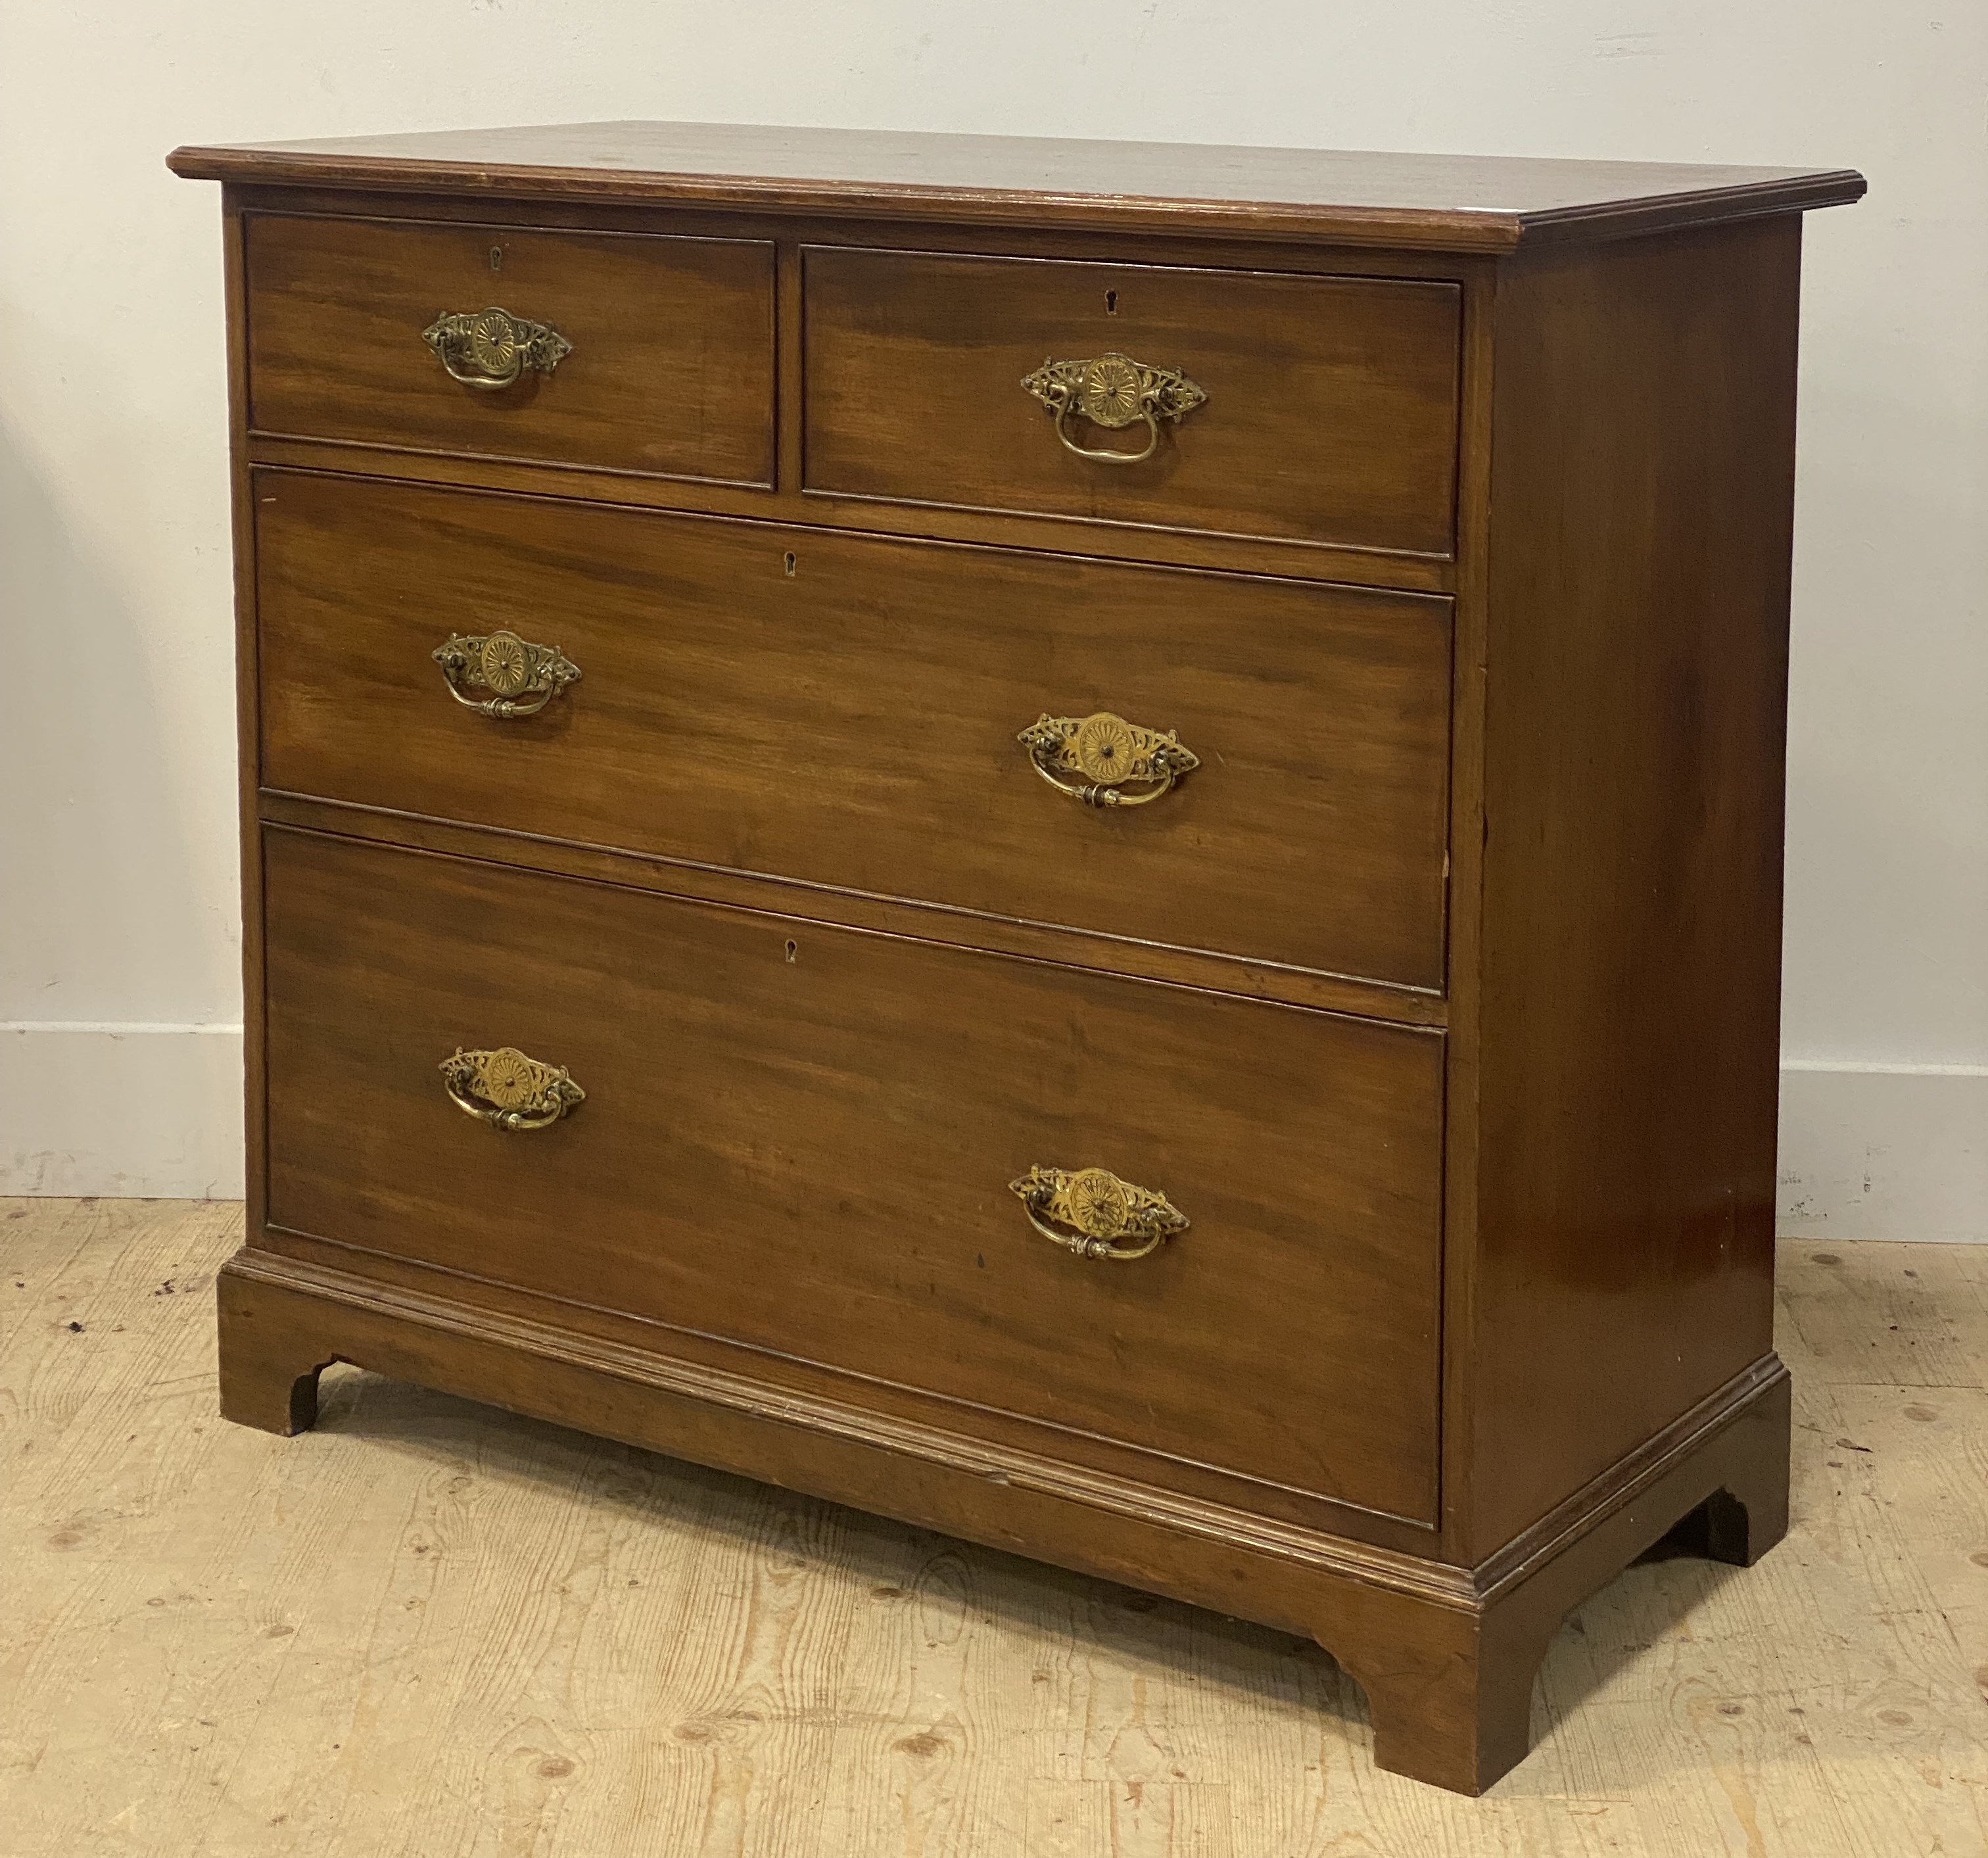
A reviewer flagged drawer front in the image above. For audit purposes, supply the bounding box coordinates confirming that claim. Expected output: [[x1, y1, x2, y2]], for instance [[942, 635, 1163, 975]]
[[803, 247, 1461, 557], [263, 831, 1445, 1523], [245, 214, 776, 485], [257, 472, 1452, 991]]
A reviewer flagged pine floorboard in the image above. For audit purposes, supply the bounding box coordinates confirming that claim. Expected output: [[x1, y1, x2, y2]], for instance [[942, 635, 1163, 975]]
[[1, 1198, 1982, 1855]]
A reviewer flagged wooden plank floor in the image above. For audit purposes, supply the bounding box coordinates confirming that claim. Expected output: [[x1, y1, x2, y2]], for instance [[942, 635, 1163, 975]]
[[2, 1199, 1983, 1855]]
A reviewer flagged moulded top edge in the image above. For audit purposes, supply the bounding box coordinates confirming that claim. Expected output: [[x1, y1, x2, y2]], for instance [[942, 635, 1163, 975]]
[[166, 122, 1868, 254]]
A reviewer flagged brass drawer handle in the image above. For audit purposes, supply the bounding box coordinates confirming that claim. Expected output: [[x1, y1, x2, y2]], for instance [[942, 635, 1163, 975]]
[[1018, 710, 1200, 808], [1020, 352, 1206, 465], [433, 629, 580, 719], [1010, 1166, 1188, 1262], [440, 1046, 586, 1130], [421, 306, 573, 389]]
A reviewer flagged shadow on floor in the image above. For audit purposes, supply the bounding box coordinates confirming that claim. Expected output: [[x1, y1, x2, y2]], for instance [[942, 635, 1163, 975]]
[[304, 1360, 1749, 1794]]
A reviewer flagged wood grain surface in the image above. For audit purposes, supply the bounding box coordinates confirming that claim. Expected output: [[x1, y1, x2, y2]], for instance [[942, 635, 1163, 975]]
[[254, 469, 1454, 993], [802, 247, 1460, 557], [168, 122, 1867, 252], [3, 1201, 1980, 1855], [1461, 217, 1805, 1557], [169, 140, 1870, 1800], [259, 828, 1446, 1525], [245, 212, 776, 485]]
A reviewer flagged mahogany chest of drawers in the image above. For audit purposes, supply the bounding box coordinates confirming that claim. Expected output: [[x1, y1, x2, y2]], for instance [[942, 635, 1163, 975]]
[[170, 123, 1863, 1794]]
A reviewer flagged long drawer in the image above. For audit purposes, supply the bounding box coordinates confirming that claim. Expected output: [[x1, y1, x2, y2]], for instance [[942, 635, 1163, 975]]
[[803, 245, 1461, 558], [256, 471, 1453, 990], [243, 213, 777, 485], [262, 829, 1446, 1523]]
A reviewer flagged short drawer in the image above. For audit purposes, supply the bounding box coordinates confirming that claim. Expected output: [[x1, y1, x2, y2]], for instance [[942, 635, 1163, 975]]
[[244, 213, 776, 485], [263, 830, 1445, 1524], [803, 246, 1461, 558], [256, 471, 1453, 991]]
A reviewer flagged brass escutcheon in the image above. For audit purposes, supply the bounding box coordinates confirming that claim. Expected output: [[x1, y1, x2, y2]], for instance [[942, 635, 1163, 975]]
[[432, 629, 580, 719], [421, 306, 572, 389], [439, 1046, 586, 1131], [1016, 710, 1200, 807], [1008, 1165, 1189, 1261], [1019, 351, 1206, 464]]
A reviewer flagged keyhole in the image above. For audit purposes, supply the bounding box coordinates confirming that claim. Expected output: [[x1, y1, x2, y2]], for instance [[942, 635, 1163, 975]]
[[490, 246, 504, 272], [1104, 289, 1118, 315], [784, 938, 797, 963], [782, 551, 797, 577]]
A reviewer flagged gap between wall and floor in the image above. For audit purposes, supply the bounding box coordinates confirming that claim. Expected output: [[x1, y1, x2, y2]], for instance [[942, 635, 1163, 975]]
[[1, 1026, 1982, 1240]]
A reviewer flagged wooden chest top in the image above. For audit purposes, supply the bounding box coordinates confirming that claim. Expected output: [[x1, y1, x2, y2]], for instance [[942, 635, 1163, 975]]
[[170, 118, 1864, 249]]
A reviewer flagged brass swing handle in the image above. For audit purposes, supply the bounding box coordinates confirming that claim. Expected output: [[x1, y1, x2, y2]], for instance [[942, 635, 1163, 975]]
[[421, 306, 573, 389], [440, 1046, 586, 1131], [1020, 352, 1206, 465], [433, 629, 581, 719], [1017, 711, 1200, 808], [1010, 1166, 1188, 1262]]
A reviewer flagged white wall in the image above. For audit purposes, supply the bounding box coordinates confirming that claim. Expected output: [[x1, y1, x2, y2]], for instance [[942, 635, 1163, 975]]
[[2, 3, 1982, 1231]]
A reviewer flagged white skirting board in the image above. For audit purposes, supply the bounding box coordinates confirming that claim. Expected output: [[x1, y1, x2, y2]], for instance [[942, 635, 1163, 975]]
[[1, 1027, 1982, 1237], [1, 1024, 245, 1199], [1775, 1060, 1987, 1243]]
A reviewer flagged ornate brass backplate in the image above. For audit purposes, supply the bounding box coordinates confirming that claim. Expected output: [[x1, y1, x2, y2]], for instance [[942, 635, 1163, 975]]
[[1017, 710, 1200, 807], [432, 629, 581, 719], [439, 1046, 586, 1131], [1009, 1165, 1189, 1261], [421, 306, 573, 389], [1019, 351, 1206, 464]]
